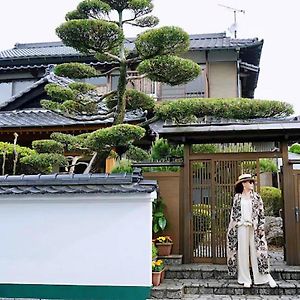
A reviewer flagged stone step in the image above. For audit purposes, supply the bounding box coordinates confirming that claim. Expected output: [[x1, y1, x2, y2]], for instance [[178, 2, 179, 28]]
[[165, 264, 300, 281], [151, 279, 300, 299], [159, 255, 183, 266]]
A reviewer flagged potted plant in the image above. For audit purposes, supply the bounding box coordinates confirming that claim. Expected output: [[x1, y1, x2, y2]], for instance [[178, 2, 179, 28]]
[[155, 236, 173, 256], [152, 242, 158, 261], [152, 259, 165, 286]]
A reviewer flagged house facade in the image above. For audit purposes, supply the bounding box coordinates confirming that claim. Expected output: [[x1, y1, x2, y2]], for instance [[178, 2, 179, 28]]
[[0, 32, 263, 108]]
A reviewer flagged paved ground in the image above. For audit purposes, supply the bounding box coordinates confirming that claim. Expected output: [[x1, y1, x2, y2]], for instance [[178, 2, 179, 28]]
[[183, 296, 300, 299]]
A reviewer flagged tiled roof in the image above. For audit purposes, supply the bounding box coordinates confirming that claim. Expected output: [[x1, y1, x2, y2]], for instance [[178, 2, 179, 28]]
[[149, 117, 300, 143], [0, 108, 145, 128], [188, 33, 262, 50], [0, 33, 262, 61], [0, 72, 73, 110], [0, 173, 157, 195]]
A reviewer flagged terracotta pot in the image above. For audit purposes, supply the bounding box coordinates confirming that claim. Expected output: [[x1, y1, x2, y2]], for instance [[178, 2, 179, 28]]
[[161, 269, 165, 283], [156, 242, 173, 256], [152, 271, 162, 286]]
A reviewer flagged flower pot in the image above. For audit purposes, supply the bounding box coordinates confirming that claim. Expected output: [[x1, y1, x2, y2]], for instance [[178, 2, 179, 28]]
[[161, 269, 165, 283], [152, 271, 162, 286], [156, 242, 173, 256]]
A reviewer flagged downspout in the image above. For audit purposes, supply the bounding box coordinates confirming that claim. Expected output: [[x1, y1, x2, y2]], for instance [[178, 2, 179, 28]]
[[236, 47, 241, 98], [205, 50, 210, 98]]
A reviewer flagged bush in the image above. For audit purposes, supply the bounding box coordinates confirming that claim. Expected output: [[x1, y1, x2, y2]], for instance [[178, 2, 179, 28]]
[[125, 145, 150, 162], [20, 153, 68, 174], [260, 187, 282, 217], [155, 98, 294, 123], [87, 124, 145, 152], [289, 143, 300, 154], [150, 138, 171, 161], [44, 84, 76, 102], [32, 140, 64, 154], [260, 159, 277, 172], [54, 62, 99, 79], [106, 89, 155, 111], [110, 158, 133, 174], [152, 197, 167, 234]]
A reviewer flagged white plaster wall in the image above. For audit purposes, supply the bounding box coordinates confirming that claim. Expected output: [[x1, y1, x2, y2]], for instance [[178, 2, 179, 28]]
[[0, 192, 156, 287]]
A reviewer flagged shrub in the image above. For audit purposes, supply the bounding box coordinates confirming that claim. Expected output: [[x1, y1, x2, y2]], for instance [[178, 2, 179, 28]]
[[54, 62, 99, 79], [260, 186, 282, 217], [20, 153, 68, 174], [152, 197, 167, 234], [110, 158, 133, 174], [125, 145, 150, 162], [32, 140, 64, 154], [289, 143, 300, 154], [106, 89, 155, 111], [260, 159, 277, 172], [155, 98, 294, 123], [87, 124, 145, 151], [69, 82, 96, 93], [44, 84, 76, 102], [150, 138, 171, 161]]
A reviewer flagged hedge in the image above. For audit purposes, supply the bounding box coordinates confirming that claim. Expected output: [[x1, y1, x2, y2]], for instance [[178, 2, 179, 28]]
[[260, 186, 282, 217], [155, 98, 294, 122]]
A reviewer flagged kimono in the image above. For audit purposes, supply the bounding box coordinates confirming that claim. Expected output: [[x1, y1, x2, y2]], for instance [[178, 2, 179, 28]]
[[226, 191, 270, 276]]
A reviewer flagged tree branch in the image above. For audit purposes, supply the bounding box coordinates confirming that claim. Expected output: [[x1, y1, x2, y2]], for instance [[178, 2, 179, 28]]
[[83, 152, 98, 174], [104, 51, 122, 62], [127, 74, 147, 81], [100, 67, 120, 76], [51, 109, 116, 121], [98, 90, 118, 101], [137, 115, 159, 127]]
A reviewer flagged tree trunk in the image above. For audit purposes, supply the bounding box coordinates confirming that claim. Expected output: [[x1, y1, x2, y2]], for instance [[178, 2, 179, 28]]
[[114, 61, 127, 124]]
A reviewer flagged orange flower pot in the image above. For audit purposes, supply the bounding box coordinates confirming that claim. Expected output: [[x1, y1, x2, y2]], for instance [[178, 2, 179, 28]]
[[156, 242, 173, 256]]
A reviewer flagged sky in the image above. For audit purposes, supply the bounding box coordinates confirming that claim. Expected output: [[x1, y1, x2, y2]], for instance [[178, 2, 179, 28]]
[[0, 0, 300, 114]]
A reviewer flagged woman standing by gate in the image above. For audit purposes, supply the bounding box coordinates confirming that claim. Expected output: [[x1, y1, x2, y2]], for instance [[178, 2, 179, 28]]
[[226, 174, 277, 288]]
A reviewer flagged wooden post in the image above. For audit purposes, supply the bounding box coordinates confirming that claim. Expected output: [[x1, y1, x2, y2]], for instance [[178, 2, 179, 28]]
[[183, 144, 191, 263], [281, 140, 299, 265]]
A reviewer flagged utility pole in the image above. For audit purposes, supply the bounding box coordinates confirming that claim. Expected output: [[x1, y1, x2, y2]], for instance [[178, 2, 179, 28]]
[[218, 4, 245, 38]]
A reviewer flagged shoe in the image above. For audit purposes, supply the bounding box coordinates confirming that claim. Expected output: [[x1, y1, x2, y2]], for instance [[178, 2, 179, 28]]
[[244, 283, 251, 288], [269, 279, 277, 288]]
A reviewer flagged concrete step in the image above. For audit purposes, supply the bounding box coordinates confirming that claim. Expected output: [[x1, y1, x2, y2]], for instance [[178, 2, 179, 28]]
[[151, 279, 300, 299], [165, 264, 300, 281]]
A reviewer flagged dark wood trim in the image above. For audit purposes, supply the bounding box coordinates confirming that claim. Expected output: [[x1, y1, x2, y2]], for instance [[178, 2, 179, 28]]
[[189, 151, 281, 160], [183, 144, 191, 263], [281, 140, 298, 265]]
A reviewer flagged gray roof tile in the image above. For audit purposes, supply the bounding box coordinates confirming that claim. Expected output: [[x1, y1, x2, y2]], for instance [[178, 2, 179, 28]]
[[0, 173, 157, 195], [0, 33, 262, 61], [0, 108, 145, 128]]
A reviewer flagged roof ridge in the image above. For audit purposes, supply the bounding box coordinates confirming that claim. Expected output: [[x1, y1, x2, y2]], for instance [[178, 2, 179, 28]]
[[14, 41, 65, 49]]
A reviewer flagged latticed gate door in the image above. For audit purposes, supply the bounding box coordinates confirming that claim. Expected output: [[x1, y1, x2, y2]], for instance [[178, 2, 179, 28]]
[[192, 159, 258, 263]]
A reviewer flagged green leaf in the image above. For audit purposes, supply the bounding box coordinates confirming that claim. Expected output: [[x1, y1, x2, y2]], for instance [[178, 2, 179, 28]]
[[158, 217, 167, 230]]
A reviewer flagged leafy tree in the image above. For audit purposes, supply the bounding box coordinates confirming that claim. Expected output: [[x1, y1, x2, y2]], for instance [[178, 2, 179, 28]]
[[42, 0, 200, 125]]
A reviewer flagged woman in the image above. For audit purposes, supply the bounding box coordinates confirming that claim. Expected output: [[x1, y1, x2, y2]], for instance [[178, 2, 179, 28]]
[[226, 173, 277, 288]]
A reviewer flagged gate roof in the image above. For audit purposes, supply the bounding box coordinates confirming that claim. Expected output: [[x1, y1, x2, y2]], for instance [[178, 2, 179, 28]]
[[150, 117, 300, 143]]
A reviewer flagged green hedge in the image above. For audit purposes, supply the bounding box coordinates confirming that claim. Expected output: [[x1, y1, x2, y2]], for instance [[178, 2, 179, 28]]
[[260, 186, 282, 217], [156, 98, 294, 122], [32, 140, 64, 154]]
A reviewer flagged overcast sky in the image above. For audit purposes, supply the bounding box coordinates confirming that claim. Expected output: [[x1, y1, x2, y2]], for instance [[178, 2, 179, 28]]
[[1, 0, 300, 114]]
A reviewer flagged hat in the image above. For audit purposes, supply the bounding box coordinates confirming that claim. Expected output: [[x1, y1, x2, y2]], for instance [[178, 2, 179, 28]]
[[234, 174, 255, 187]]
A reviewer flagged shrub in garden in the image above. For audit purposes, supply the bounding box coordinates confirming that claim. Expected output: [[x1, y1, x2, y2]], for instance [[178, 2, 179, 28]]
[[260, 186, 282, 217]]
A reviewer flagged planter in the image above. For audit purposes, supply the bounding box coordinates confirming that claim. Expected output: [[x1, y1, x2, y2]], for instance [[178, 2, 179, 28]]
[[152, 271, 162, 286], [156, 242, 173, 256]]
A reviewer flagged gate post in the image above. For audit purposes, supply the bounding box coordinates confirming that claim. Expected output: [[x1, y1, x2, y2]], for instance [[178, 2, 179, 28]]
[[183, 144, 192, 263], [281, 140, 300, 265]]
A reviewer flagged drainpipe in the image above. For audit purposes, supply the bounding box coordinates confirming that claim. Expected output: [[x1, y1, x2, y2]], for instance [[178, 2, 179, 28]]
[[236, 47, 241, 98], [205, 50, 210, 98]]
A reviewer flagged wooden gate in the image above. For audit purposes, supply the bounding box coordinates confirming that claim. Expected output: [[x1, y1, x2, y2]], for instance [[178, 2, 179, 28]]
[[191, 158, 260, 263]]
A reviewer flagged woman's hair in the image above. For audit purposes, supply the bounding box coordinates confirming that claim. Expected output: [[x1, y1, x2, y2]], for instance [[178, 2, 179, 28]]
[[235, 182, 244, 194]]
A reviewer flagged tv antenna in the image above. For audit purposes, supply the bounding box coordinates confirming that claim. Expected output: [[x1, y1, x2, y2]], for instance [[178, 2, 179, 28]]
[[218, 4, 245, 38]]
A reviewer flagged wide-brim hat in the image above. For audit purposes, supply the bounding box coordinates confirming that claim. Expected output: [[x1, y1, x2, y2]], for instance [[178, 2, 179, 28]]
[[234, 173, 256, 187]]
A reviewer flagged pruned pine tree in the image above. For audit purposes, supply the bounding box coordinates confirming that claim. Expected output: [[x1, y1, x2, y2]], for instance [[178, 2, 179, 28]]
[[41, 0, 201, 125]]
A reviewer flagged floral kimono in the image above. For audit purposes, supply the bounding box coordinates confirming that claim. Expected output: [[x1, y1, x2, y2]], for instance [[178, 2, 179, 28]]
[[226, 191, 270, 276]]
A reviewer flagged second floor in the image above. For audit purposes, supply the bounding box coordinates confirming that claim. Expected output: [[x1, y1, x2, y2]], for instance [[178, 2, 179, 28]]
[[0, 32, 263, 110]]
